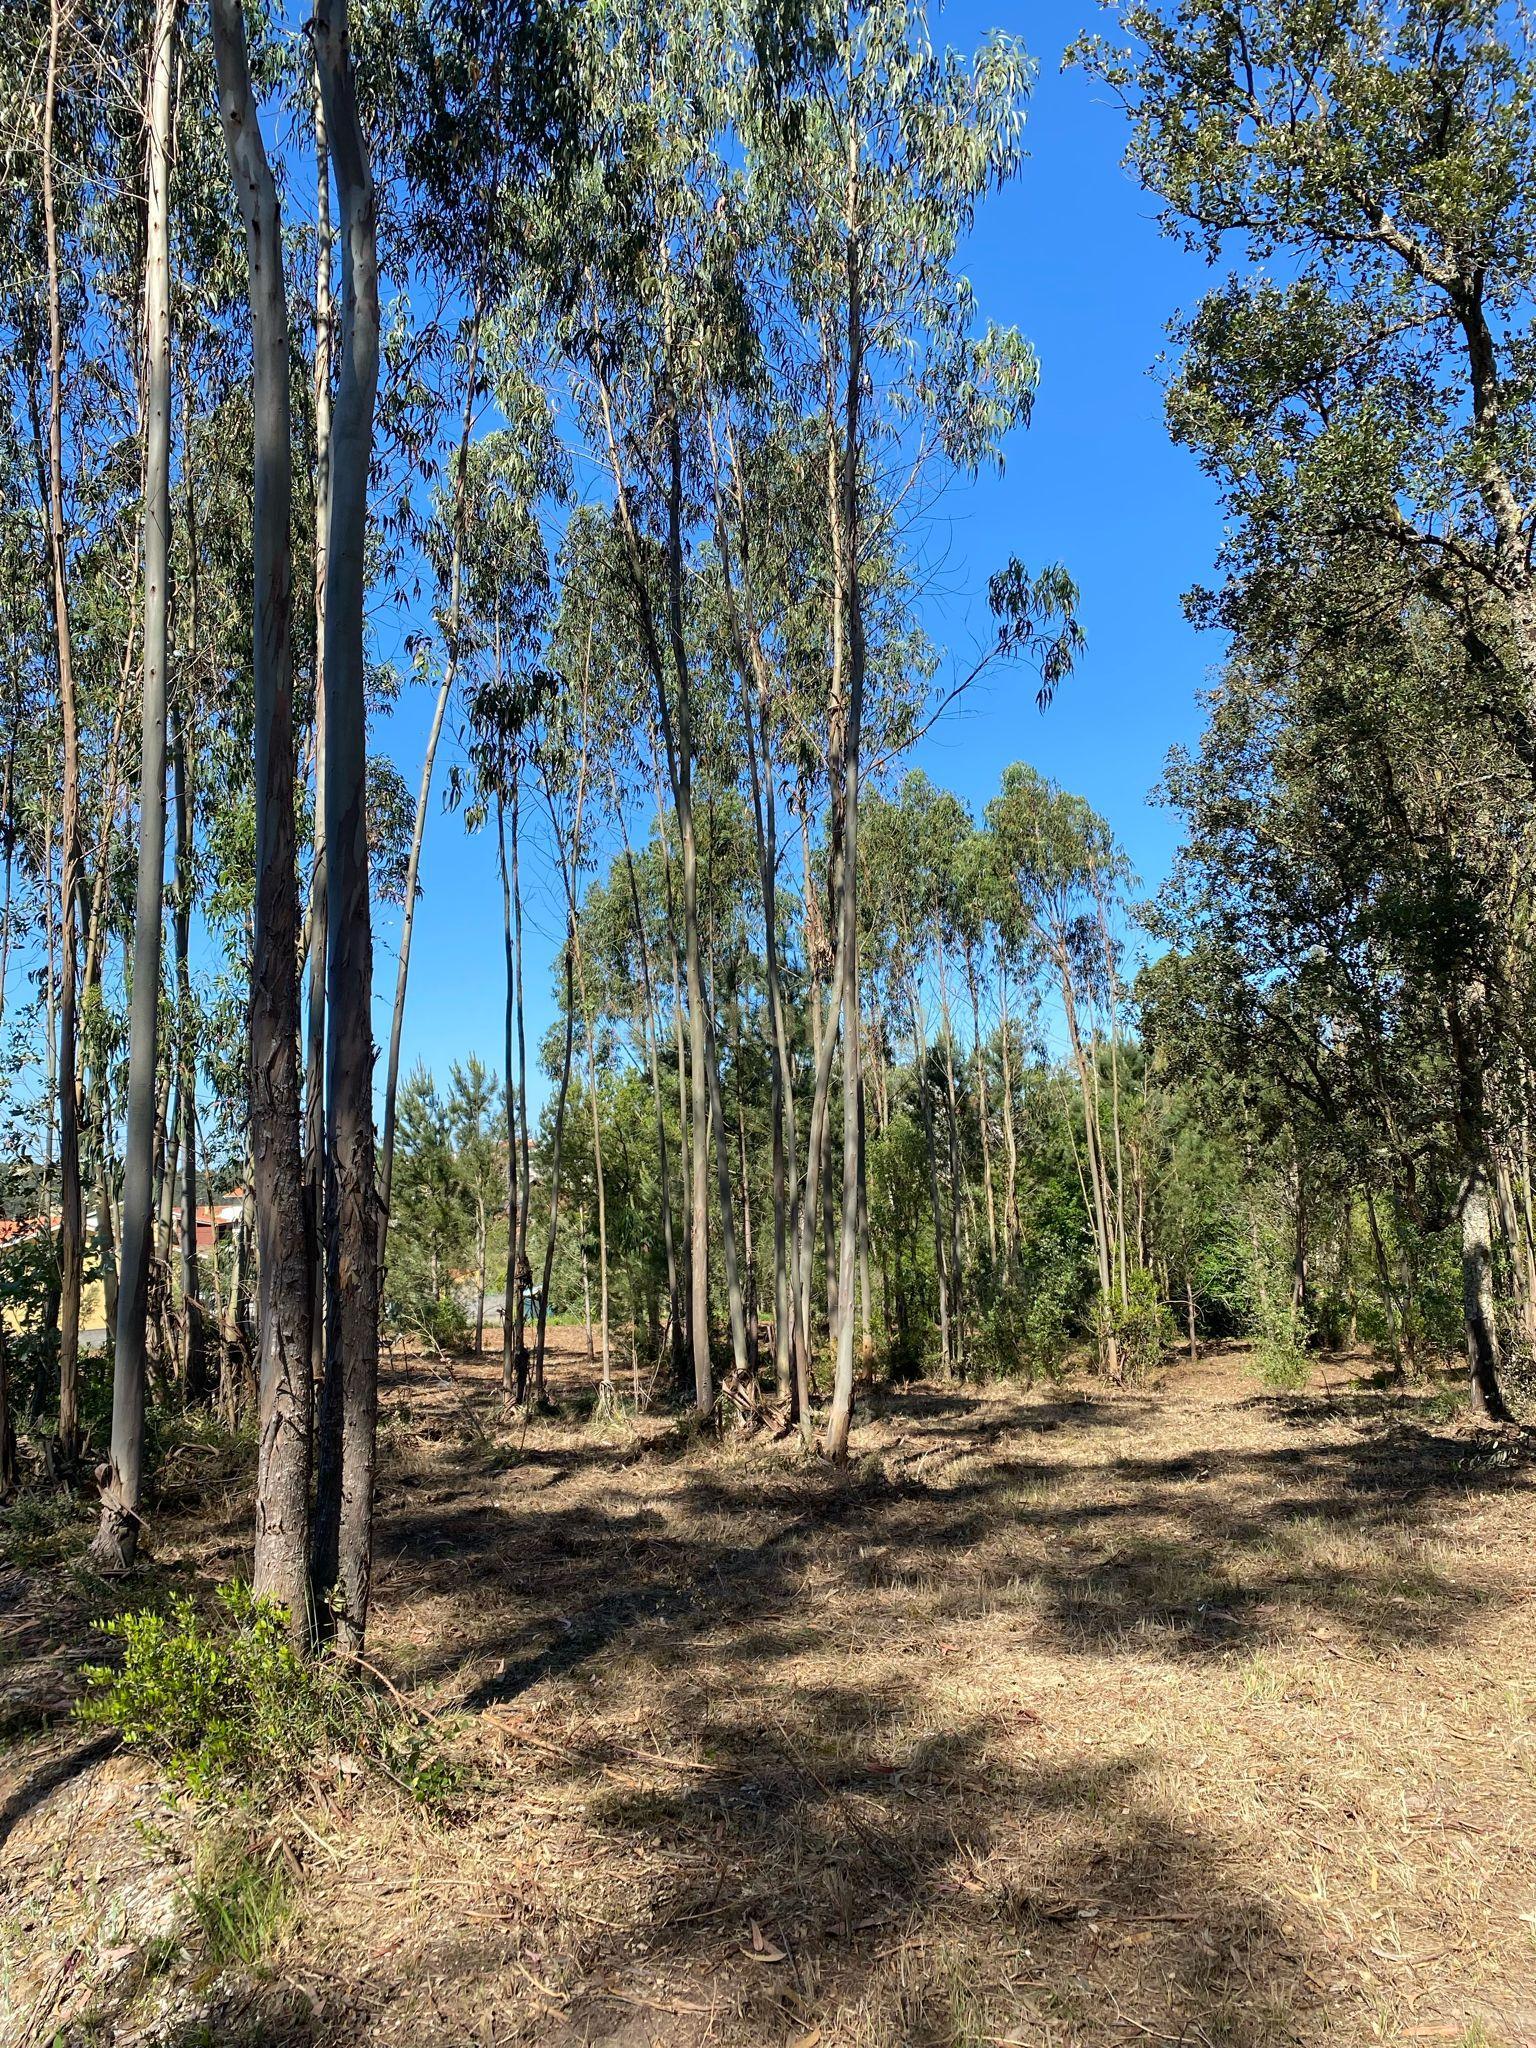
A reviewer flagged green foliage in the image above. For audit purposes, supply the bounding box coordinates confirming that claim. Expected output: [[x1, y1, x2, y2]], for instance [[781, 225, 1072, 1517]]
[[187, 1825, 294, 1968], [1102, 1267, 1177, 1382], [79, 1584, 322, 1795], [78, 1580, 462, 1813], [1254, 1298, 1312, 1393], [970, 1281, 1072, 1385]]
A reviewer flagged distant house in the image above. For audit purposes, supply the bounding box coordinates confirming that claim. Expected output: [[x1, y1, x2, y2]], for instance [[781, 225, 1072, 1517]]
[[0, 1215, 50, 1255], [172, 1190, 245, 1253]]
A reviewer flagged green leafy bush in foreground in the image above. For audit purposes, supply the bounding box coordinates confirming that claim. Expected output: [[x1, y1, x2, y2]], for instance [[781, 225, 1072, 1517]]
[[80, 1583, 323, 1795], [79, 1580, 460, 1809]]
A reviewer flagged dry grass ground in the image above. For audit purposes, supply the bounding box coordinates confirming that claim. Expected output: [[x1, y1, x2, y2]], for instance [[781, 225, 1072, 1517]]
[[3, 1338, 1535, 2048]]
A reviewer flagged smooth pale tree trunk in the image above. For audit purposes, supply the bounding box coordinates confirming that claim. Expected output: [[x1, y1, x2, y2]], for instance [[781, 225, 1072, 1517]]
[[309, 0, 380, 1656], [1459, 1154, 1509, 1422], [212, 0, 316, 1628], [615, 804, 682, 1387], [997, 966, 1021, 1261], [92, 0, 176, 1570], [473, 1197, 487, 1354], [599, 397, 750, 1408], [574, 944, 612, 1407], [966, 948, 998, 1260], [1056, 944, 1120, 1377], [912, 992, 952, 1374], [305, 82, 333, 1414], [497, 796, 521, 1404], [511, 782, 533, 1395], [936, 946, 965, 1365], [650, 732, 694, 1381], [715, 449, 803, 1407], [535, 939, 577, 1402], [824, 157, 869, 1462], [42, 0, 84, 1462], [171, 707, 205, 1393], [376, 309, 482, 1263], [156, 1068, 177, 1269]]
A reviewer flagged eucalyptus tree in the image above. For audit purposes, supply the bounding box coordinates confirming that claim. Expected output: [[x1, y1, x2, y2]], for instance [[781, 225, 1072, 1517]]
[[739, 0, 1073, 1454], [377, 305, 487, 1266], [987, 766, 1134, 1374], [309, 0, 382, 1654], [91, 0, 178, 1571], [454, 409, 561, 1405], [36, 0, 88, 1459], [447, 1056, 500, 1355], [209, 0, 315, 1620]]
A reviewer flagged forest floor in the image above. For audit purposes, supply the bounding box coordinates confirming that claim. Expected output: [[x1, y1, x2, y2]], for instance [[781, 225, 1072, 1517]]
[[2, 1339, 1536, 2048]]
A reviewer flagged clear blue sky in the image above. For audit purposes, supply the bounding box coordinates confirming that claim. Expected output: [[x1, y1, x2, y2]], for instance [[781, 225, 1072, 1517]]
[[374, 0, 1227, 1101]]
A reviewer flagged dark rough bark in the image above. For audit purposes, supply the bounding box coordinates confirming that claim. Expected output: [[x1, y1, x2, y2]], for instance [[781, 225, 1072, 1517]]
[[212, 0, 316, 1627], [309, 0, 381, 1656], [92, 0, 176, 1572], [305, 82, 333, 1428]]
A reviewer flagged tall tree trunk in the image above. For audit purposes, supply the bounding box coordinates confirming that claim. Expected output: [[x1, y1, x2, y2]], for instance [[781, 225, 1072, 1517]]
[[304, 77, 334, 1427], [213, 0, 316, 1628], [498, 795, 522, 1404], [514, 788, 533, 1392], [997, 965, 1021, 1262], [1459, 1153, 1509, 1422], [967, 947, 998, 1261], [42, 0, 84, 1462], [92, 0, 176, 1569], [824, 141, 868, 1461], [616, 805, 683, 1387], [715, 447, 802, 1407], [534, 937, 577, 1403], [573, 937, 612, 1406], [936, 943, 965, 1369], [912, 989, 952, 1376], [171, 706, 205, 1393], [309, 0, 380, 1656]]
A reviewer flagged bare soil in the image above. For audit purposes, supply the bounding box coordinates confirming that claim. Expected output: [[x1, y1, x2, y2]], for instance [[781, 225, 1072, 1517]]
[[3, 1340, 1536, 2047]]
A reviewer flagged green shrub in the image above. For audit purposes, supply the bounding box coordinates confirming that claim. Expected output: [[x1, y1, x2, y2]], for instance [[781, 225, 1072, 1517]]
[[1254, 1295, 1312, 1391], [1100, 1267, 1176, 1381], [79, 1583, 323, 1795], [79, 1580, 461, 1810]]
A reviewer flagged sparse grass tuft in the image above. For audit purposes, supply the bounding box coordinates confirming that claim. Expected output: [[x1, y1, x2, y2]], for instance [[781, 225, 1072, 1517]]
[[186, 1825, 294, 1969]]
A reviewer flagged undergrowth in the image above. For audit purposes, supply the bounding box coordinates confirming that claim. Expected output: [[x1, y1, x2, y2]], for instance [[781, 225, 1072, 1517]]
[[78, 1580, 457, 1808], [188, 1823, 295, 1968]]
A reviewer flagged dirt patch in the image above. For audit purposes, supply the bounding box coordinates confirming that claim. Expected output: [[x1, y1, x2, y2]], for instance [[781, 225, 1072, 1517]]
[[4, 1340, 1535, 2046]]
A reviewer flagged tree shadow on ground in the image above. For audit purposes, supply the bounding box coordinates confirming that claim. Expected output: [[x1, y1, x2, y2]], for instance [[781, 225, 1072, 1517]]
[[6, 1359, 1532, 2047]]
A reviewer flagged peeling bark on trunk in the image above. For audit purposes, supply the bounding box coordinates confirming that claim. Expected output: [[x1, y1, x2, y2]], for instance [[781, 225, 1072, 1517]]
[[212, 0, 316, 1630], [309, 0, 380, 1656]]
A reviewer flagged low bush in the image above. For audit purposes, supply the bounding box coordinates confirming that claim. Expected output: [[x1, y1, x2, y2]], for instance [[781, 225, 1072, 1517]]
[[1100, 1267, 1176, 1381], [78, 1580, 460, 1808], [80, 1583, 323, 1795]]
